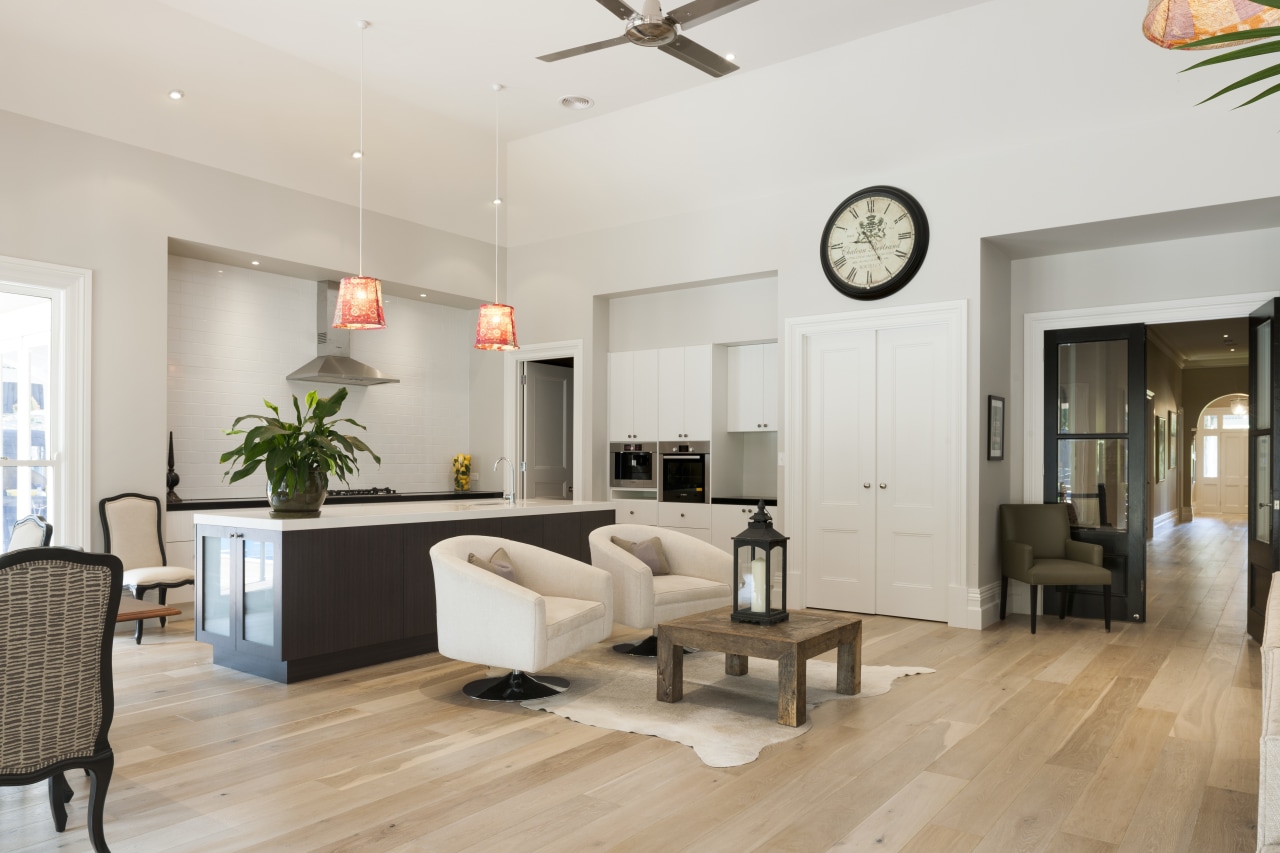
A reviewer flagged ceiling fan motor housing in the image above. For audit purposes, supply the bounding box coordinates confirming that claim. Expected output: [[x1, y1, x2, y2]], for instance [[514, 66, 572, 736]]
[[626, 14, 678, 46]]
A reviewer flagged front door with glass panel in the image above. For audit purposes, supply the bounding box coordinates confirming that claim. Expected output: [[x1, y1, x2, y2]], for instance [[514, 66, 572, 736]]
[[1248, 299, 1280, 643], [1044, 324, 1147, 623]]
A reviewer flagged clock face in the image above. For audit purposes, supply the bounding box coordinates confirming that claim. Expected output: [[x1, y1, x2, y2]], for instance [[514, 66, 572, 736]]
[[820, 186, 929, 300]]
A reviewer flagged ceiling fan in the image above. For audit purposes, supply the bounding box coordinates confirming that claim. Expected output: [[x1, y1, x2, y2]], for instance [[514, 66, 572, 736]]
[[537, 0, 762, 78]]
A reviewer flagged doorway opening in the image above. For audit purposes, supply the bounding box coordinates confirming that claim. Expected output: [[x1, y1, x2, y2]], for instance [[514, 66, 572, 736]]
[[1191, 394, 1250, 517], [519, 357, 574, 500]]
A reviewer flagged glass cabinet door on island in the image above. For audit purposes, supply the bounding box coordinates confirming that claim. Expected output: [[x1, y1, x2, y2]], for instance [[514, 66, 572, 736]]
[[196, 525, 282, 661]]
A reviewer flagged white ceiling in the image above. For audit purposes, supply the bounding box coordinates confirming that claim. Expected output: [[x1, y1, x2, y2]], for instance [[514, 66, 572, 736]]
[[0, 0, 991, 244]]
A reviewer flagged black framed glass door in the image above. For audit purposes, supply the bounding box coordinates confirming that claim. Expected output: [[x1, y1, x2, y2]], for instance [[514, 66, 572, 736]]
[[1044, 323, 1147, 623], [1248, 299, 1280, 643]]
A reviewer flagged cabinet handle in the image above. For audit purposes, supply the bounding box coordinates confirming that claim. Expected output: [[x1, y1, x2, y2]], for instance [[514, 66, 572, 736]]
[[879, 483, 888, 489], [629, 510, 635, 515], [863, 483, 871, 489], [680, 513, 685, 518]]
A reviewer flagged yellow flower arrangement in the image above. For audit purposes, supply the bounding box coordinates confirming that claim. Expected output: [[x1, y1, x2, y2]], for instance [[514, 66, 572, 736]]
[[452, 453, 471, 491]]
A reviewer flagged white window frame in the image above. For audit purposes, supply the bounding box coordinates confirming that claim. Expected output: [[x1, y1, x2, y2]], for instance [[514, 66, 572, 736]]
[[0, 255, 91, 547]]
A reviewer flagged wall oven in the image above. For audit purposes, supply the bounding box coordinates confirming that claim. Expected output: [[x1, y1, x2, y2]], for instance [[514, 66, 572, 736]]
[[660, 441, 710, 504], [610, 442, 656, 489]]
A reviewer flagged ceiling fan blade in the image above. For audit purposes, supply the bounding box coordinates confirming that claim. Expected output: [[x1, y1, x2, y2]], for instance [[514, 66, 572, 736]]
[[659, 35, 740, 76], [666, 0, 761, 29], [594, 0, 641, 21], [537, 35, 631, 63]]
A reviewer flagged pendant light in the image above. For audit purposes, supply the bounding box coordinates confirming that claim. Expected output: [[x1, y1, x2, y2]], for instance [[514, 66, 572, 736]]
[[1143, 0, 1280, 49], [475, 83, 518, 351], [334, 19, 387, 330]]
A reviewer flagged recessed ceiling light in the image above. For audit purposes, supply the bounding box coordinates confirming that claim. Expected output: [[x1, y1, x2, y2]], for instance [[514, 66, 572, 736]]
[[1224, 334, 1230, 338], [725, 53, 735, 61], [168, 89, 184, 100], [419, 294, 427, 298], [493, 197, 503, 206], [251, 260, 260, 266], [352, 150, 362, 159], [560, 95, 594, 110]]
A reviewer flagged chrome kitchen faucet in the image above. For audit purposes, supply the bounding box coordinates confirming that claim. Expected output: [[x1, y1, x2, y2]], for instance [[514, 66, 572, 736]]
[[494, 456, 515, 505]]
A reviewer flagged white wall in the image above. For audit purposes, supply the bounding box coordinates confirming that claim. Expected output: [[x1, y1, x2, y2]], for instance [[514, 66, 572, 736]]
[[607, 277, 779, 352], [168, 256, 483, 498], [0, 109, 496, 546]]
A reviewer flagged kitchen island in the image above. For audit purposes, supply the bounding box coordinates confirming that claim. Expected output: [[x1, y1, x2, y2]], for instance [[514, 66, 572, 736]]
[[189, 499, 615, 683]]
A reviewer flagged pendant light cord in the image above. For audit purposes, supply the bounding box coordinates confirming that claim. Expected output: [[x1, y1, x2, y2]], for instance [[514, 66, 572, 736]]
[[358, 20, 368, 277], [494, 84, 502, 304]]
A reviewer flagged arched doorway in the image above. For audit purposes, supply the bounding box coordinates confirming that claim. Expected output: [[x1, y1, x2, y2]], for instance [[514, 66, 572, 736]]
[[1192, 393, 1250, 515]]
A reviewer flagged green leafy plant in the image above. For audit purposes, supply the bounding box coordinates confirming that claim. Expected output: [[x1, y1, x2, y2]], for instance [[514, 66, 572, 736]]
[[1181, 1, 1280, 108], [220, 387, 380, 494]]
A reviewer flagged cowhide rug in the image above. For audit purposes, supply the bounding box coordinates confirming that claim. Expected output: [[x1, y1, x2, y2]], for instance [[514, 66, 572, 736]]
[[520, 641, 933, 767]]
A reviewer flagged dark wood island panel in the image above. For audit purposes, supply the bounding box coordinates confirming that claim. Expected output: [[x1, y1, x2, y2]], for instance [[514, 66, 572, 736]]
[[195, 508, 615, 683]]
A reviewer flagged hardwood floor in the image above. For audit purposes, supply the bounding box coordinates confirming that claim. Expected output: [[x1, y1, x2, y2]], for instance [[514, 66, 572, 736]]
[[3, 515, 1259, 851]]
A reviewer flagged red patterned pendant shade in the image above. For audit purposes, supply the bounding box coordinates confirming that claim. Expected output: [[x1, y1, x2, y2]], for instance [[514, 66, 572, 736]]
[[333, 275, 386, 330], [474, 303, 518, 350], [1143, 0, 1280, 49]]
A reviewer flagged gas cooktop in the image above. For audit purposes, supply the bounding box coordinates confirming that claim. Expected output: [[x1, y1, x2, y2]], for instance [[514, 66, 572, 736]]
[[328, 487, 397, 496]]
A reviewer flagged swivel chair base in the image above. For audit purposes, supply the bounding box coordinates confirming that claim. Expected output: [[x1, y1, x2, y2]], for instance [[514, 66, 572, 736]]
[[462, 670, 568, 702], [613, 635, 695, 657]]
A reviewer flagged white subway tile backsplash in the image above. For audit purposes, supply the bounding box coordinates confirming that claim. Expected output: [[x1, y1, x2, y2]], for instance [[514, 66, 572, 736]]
[[168, 257, 474, 499]]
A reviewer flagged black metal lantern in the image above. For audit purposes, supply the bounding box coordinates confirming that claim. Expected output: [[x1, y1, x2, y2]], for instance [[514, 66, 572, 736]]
[[731, 500, 789, 624]]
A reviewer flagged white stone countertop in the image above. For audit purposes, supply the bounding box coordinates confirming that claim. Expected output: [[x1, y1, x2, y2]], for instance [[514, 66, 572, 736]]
[[190, 498, 616, 532]]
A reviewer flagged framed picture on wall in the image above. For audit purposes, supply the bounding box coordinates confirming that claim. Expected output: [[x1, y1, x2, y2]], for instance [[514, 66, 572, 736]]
[[987, 395, 1005, 461], [1157, 415, 1168, 482], [1169, 410, 1178, 469]]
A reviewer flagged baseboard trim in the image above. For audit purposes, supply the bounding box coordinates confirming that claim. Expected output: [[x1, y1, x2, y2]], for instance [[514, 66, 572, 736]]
[[1182, 505, 1194, 522], [1153, 509, 1178, 531]]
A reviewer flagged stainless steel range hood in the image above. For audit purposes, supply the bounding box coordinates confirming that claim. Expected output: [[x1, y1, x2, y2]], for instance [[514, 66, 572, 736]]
[[287, 281, 399, 386]]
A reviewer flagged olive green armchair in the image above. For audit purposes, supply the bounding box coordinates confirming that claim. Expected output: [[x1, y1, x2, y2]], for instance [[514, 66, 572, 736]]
[[999, 503, 1111, 634]]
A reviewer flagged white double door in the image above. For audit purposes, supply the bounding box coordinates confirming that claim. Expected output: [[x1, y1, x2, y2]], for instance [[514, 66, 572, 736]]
[[804, 324, 951, 621]]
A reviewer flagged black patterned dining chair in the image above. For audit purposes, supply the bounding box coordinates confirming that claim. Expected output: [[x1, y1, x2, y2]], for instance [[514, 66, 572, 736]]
[[0, 546, 123, 852], [100, 493, 194, 643]]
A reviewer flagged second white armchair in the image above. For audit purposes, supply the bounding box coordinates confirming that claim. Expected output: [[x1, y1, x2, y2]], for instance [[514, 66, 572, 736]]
[[589, 524, 733, 656]]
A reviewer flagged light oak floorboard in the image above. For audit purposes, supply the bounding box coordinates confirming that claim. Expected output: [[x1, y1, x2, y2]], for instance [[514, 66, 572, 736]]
[[2, 515, 1258, 852]]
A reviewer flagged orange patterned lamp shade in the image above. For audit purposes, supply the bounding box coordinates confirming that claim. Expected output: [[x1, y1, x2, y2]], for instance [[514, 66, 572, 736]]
[[474, 303, 518, 350], [1144, 0, 1280, 48], [333, 275, 386, 330]]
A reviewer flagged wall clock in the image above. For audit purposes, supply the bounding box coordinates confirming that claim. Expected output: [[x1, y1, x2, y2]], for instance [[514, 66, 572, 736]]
[[820, 186, 930, 300]]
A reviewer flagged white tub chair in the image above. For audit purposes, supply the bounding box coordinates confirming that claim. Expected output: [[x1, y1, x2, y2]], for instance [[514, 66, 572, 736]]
[[588, 524, 733, 656], [430, 535, 613, 702]]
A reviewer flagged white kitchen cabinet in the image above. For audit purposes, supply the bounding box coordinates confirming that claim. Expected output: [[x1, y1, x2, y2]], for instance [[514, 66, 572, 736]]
[[658, 345, 712, 441], [608, 349, 658, 441], [658, 500, 712, 542], [727, 342, 779, 432], [614, 498, 659, 526]]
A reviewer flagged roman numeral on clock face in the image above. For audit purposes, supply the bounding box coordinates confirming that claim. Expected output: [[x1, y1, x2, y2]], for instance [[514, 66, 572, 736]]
[[899, 231, 912, 241], [894, 249, 908, 259], [833, 255, 848, 270], [867, 199, 877, 213]]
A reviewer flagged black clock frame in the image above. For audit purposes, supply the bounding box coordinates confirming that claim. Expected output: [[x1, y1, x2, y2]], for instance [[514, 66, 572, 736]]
[[819, 185, 930, 301]]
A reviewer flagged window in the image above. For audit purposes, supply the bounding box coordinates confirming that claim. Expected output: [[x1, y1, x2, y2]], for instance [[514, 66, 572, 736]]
[[1222, 413, 1249, 430], [1203, 435, 1219, 479], [1204, 414, 1218, 429], [0, 256, 90, 550]]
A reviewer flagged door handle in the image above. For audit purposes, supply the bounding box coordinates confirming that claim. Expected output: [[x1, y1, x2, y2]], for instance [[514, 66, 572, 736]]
[[879, 483, 888, 489], [863, 483, 871, 489]]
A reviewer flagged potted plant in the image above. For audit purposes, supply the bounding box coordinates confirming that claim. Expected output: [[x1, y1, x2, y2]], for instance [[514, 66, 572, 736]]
[[220, 387, 380, 518]]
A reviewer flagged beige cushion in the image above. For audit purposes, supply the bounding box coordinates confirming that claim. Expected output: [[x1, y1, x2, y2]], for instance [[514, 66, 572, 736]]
[[611, 535, 671, 576], [122, 565, 194, 586], [468, 548, 516, 582], [102, 496, 165, 570], [544, 596, 606, 641], [653, 574, 728, 609]]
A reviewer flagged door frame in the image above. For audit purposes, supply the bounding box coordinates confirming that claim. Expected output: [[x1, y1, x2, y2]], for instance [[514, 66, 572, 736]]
[[784, 300, 966, 625], [1023, 292, 1279, 509], [502, 340, 584, 501]]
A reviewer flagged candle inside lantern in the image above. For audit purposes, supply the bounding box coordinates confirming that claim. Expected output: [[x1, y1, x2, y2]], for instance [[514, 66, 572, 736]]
[[751, 556, 766, 612]]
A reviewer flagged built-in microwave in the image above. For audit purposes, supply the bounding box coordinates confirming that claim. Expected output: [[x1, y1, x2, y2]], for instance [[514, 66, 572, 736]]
[[610, 442, 656, 489], [660, 441, 710, 504]]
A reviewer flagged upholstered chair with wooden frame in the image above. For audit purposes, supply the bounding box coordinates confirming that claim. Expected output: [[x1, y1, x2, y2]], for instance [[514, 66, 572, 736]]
[[588, 523, 733, 656], [8, 514, 52, 550], [0, 546, 123, 852], [999, 503, 1112, 635], [99, 493, 193, 644], [430, 535, 613, 701]]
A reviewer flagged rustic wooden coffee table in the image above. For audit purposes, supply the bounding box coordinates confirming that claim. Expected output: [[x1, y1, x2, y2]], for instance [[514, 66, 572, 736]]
[[656, 606, 862, 727]]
